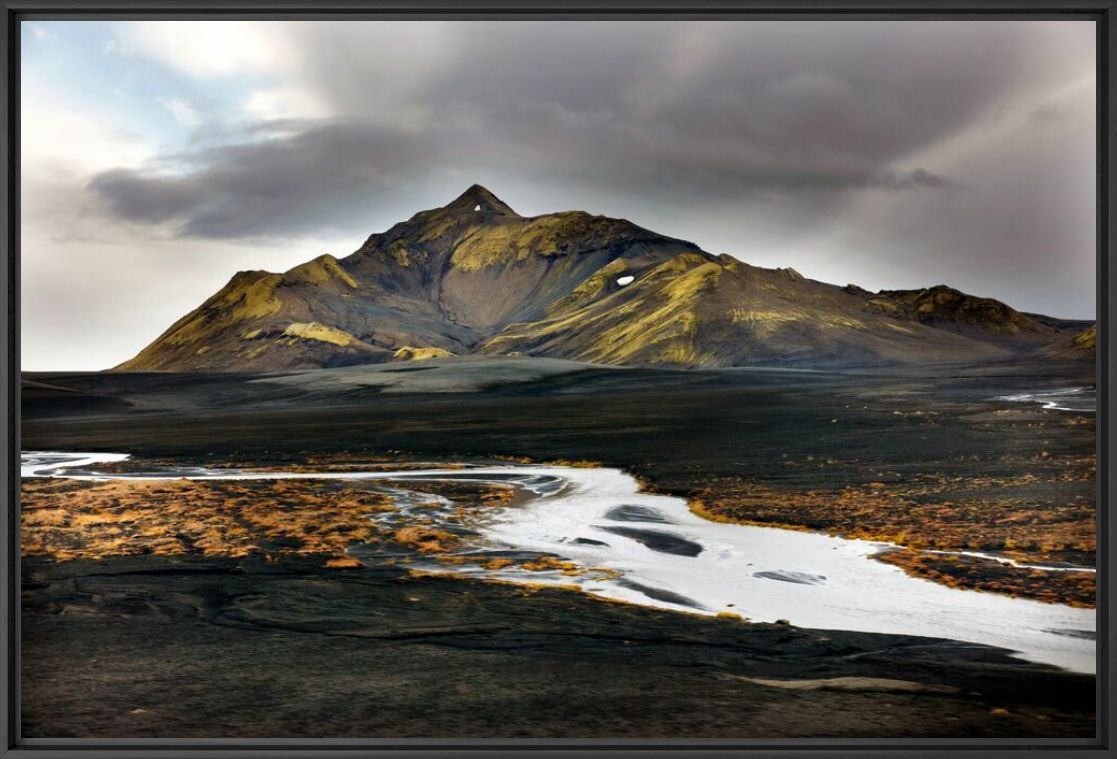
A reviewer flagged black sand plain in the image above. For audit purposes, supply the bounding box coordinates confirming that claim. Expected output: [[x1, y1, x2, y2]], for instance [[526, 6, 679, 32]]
[[19, 357, 1098, 738]]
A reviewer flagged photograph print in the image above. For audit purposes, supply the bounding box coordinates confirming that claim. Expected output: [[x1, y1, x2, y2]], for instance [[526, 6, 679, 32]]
[[15, 16, 1101, 742]]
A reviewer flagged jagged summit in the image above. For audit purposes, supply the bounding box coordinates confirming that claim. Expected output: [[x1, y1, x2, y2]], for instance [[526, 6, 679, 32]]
[[446, 183, 519, 217], [115, 188, 1088, 372]]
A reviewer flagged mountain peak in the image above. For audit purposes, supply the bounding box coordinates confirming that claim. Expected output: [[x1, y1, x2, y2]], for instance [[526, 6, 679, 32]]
[[116, 187, 1086, 373], [446, 184, 519, 217]]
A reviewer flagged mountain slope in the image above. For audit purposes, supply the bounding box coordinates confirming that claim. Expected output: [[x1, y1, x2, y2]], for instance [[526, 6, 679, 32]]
[[117, 185, 1084, 372], [481, 256, 1054, 366]]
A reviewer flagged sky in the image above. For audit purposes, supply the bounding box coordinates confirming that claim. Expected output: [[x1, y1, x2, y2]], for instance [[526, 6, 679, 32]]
[[20, 19, 1097, 370]]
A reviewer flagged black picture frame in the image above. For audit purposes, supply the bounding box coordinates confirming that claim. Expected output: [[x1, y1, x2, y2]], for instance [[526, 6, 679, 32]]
[[1, 1, 1112, 756]]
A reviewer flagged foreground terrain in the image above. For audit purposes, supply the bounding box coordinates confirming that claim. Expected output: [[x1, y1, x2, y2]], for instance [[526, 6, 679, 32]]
[[23, 553, 1095, 738], [20, 356, 1097, 737]]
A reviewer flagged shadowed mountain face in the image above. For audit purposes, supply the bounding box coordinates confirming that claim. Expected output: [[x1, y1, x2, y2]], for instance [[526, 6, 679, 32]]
[[117, 185, 1089, 371]]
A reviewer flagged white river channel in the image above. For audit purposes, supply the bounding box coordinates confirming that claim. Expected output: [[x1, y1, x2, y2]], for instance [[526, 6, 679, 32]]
[[21, 450, 1096, 675]]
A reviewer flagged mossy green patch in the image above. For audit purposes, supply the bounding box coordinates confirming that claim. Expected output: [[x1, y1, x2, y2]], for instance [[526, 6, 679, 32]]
[[284, 255, 359, 289], [1073, 324, 1096, 351], [283, 322, 358, 347], [549, 259, 630, 313], [392, 346, 455, 361]]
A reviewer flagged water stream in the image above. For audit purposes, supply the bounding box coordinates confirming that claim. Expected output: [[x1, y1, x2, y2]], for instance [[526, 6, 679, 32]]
[[21, 450, 1096, 674]]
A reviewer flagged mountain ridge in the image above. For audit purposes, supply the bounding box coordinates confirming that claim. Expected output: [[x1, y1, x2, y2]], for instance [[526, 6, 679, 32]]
[[115, 185, 1092, 372]]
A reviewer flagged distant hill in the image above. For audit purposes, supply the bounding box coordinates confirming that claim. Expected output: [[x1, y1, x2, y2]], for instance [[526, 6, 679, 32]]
[[117, 185, 1088, 371], [1073, 323, 1097, 352]]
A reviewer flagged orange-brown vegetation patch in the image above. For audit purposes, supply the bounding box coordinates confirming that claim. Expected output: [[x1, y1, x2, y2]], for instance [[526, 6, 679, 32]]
[[690, 454, 1096, 606], [325, 556, 364, 569], [691, 466, 1094, 557], [23, 473, 524, 566], [521, 556, 583, 574], [391, 526, 460, 554], [478, 486, 516, 506], [21, 478, 395, 563], [373, 479, 515, 509], [877, 550, 1095, 608]]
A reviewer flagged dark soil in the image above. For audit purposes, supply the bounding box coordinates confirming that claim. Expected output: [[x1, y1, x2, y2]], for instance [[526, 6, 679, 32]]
[[22, 554, 1095, 739], [19, 360, 1097, 738]]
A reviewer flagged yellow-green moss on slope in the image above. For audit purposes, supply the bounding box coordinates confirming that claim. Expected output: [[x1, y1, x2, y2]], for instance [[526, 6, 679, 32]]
[[392, 346, 455, 361], [161, 272, 282, 349], [450, 225, 518, 271], [548, 259, 631, 313], [1073, 324, 1096, 351], [485, 254, 722, 366], [283, 255, 359, 289], [578, 262, 720, 365], [729, 309, 803, 339], [222, 272, 284, 320], [283, 322, 359, 347], [128, 270, 283, 359], [448, 213, 640, 272]]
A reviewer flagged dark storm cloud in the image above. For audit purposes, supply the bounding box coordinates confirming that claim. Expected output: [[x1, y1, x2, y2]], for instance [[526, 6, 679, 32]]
[[88, 122, 454, 238], [88, 20, 1073, 241], [88, 115, 960, 240]]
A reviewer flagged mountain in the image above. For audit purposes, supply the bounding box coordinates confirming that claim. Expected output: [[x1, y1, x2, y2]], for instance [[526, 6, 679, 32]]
[[116, 185, 1086, 372]]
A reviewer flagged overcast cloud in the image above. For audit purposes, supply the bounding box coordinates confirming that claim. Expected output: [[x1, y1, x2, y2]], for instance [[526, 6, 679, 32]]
[[21, 20, 1096, 369]]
